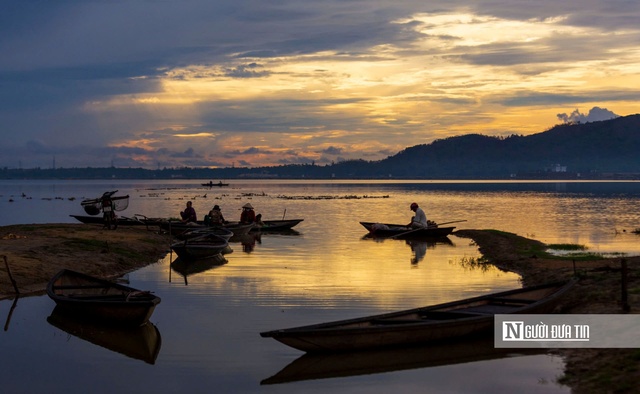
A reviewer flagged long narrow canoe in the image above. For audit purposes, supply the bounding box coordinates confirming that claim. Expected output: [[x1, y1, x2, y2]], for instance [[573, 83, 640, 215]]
[[260, 279, 577, 353], [360, 221, 454, 238], [47, 269, 161, 327], [70, 214, 165, 227], [225, 219, 304, 232]]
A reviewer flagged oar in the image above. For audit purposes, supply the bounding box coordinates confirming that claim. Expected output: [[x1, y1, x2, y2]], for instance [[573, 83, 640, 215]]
[[390, 220, 466, 239], [390, 227, 424, 239], [436, 220, 467, 226]]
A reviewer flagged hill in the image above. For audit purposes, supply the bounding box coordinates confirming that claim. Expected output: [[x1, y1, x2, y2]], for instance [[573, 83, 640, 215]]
[[366, 114, 640, 179], [2, 114, 639, 179]]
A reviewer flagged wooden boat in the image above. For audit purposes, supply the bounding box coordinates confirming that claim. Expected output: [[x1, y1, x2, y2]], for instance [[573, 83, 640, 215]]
[[170, 233, 230, 260], [69, 214, 164, 227], [159, 221, 254, 238], [175, 226, 234, 241], [254, 219, 304, 232], [47, 306, 162, 364], [359, 221, 455, 238], [46, 269, 161, 327], [225, 219, 304, 232], [260, 279, 577, 353]]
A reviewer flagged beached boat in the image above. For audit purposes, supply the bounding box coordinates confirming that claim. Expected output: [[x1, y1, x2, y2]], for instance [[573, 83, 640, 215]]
[[69, 214, 164, 227], [359, 221, 455, 238], [202, 181, 229, 187], [260, 279, 577, 352], [170, 233, 230, 260], [47, 306, 162, 364], [46, 269, 161, 327]]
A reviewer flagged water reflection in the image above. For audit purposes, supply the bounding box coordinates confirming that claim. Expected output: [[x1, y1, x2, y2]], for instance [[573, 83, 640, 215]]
[[361, 234, 455, 264], [261, 336, 545, 385], [2, 297, 19, 332], [47, 306, 162, 365], [170, 254, 228, 284]]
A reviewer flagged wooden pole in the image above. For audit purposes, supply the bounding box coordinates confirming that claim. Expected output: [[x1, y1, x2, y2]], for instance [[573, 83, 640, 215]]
[[621, 258, 630, 312], [2, 255, 20, 294]]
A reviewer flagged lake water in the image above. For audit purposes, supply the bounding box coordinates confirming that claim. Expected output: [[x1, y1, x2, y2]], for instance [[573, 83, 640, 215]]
[[2, 179, 640, 393]]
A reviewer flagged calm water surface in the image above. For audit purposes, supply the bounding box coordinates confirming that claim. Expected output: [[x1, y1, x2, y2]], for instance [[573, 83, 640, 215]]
[[2, 179, 639, 393]]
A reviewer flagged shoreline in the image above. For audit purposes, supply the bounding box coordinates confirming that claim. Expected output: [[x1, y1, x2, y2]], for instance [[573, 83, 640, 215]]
[[2, 224, 639, 392]]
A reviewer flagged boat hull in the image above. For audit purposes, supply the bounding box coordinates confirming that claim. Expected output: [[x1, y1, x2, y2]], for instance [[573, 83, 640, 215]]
[[46, 269, 161, 327], [261, 280, 577, 352], [360, 222, 454, 238], [170, 234, 230, 260]]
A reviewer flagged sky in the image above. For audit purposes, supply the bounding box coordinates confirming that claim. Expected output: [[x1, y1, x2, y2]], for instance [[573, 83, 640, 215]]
[[1, 1, 638, 169]]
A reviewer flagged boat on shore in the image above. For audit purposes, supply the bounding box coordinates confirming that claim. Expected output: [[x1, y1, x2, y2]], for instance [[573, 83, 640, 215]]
[[46, 269, 161, 327], [359, 221, 455, 238], [260, 279, 577, 353], [70, 214, 164, 227]]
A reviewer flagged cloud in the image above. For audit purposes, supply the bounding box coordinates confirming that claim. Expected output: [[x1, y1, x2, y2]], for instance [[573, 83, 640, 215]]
[[1, 1, 639, 168], [557, 107, 619, 124]]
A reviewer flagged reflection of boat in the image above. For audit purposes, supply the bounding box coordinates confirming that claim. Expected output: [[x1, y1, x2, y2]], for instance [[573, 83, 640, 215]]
[[360, 221, 455, 238], [46, 269, 161, 327], [261, 336, 545, 385], [170, 255, 228, 278], [170, 234, 230, 260], [260, 280, 577, 352], [47, 306, 162, 364]]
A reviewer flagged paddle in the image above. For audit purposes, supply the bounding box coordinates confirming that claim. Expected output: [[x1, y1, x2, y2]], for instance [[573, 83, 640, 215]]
[[435, 220, 467, 226], [390, 227, 424, 239]]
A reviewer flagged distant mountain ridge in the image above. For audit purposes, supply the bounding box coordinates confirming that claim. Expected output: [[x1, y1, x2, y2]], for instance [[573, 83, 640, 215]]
[[2, 114, 639, 179], [366, 114, 640, 178]]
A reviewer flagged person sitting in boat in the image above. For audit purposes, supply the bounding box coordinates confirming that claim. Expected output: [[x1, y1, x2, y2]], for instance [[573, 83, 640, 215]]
[[240, 203, 256, 224], [180, 201, 197, 224], [408, 202, 429, 228], [207, 204, 227, 226], [254, 213, 265, 228]]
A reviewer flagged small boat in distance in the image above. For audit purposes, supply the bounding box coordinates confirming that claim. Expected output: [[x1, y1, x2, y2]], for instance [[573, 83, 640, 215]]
[[260, 279, 577, 353], [360, 221, 455, 238], [202, 181, 229, 187], [47, 269, 161, 327]]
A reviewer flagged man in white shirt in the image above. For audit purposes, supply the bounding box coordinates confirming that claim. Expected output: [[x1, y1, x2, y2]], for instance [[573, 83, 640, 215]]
[[408, 202, 429, 228]]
